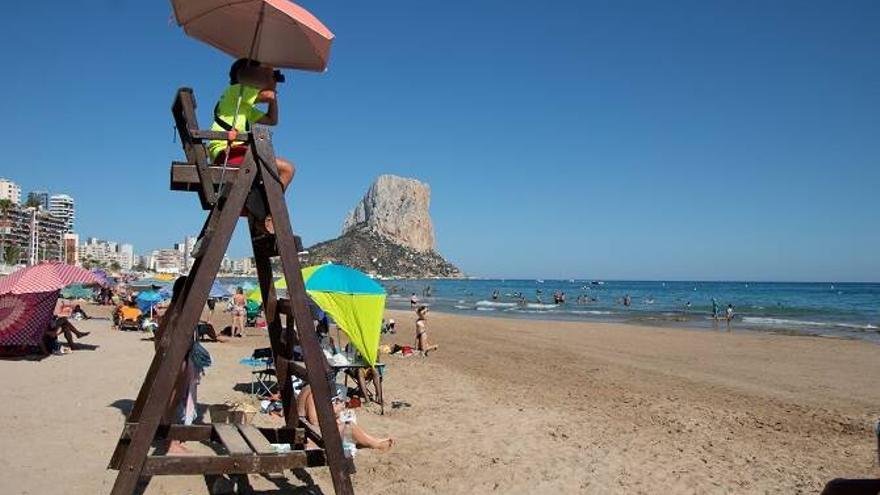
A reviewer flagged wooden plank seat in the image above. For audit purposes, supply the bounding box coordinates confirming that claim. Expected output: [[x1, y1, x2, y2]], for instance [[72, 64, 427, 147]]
[[115, 423, 324, 476], [171, 163, 241, 192]]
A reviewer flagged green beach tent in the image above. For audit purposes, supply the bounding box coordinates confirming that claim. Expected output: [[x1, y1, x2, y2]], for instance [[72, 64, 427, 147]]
[[267, 264, 386, 366]]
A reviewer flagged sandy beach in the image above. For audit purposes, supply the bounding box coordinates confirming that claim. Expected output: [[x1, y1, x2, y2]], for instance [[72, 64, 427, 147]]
[[1, 305, 878, 494]]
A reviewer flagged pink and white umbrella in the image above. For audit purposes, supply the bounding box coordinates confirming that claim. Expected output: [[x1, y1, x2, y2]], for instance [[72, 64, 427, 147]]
[[0, 290, 58, 348], [0, 262, 101, 295], [170, 0, 335, 72]]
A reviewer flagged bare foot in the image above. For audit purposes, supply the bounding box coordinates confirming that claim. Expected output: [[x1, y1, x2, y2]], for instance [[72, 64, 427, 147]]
[[167, 441, 193, 455], [77, 331, 90, 338]]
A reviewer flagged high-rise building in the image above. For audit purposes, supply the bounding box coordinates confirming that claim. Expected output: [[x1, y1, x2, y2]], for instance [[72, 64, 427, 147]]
[[63, 233, 79, 265], [0, 204, 65, 265], [26, 191, 49, 210], [183, 236, 196, 271], [0, 178, 21, 204], [119, 243, 134, 271], [151, 248, 184, 274], [49, 194, 75, 233]]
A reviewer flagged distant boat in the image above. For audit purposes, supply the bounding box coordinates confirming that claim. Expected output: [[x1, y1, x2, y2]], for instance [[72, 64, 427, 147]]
[[590, 280, 605, 286], [536, 279, 544, 284]]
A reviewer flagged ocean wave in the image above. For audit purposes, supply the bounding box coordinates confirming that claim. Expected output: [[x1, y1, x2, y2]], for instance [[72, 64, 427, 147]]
[[742, 317, 878, 331], [476, 307, 496, 311], [453, 305, 472, 310], [568, 310, 612, 315], [475, 300, 518, 308], [525, 303, 559, 310]]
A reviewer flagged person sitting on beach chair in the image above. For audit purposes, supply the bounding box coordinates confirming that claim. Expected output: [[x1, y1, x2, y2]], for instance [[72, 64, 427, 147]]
[[117, 300, 143, 331], [208, 58, 295, 234]]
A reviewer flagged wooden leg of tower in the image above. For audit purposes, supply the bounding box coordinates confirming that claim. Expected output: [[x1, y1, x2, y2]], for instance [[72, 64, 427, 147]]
[[108, 201, 225, 471], [249, 217, 298, 429], [252, 127, 355, 495], [110, 162, 258, 495]]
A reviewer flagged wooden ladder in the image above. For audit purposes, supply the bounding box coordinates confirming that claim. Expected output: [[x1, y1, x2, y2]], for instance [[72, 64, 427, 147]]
[[107, 88, 354, 495]]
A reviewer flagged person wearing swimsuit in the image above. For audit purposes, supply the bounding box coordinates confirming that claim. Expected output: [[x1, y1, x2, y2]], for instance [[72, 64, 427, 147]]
[[414, 305, 438, 356], [231, 288, 247, 338]]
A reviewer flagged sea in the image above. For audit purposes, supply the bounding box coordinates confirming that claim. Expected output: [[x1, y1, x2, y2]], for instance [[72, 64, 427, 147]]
[[220, 278, 880, 343]]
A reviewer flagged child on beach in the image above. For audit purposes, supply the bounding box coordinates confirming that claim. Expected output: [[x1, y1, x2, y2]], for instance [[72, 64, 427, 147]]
[[208, 58, 296, 233]]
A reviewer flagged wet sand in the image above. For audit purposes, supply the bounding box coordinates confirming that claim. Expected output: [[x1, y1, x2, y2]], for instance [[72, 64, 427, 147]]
[[0, 304, 878, 494]]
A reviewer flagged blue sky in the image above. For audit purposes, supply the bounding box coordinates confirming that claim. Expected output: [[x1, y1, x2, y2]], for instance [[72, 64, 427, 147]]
[[3, 1, 878, 281]]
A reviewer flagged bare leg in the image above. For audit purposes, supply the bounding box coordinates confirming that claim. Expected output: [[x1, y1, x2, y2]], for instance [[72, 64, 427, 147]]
[[264, 158, 296, 234], [418, 333, 438, 356], [276, 157, 295, 190], [350, 423, 393, 451]]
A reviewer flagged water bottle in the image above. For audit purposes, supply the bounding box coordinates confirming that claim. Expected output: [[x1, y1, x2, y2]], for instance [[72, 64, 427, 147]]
[[341, 419, 356, 458]]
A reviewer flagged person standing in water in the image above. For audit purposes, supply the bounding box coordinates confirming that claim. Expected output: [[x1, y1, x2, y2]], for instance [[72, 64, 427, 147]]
[[711, 298, 719, 320], [726, 304, 734, 330], [414, 306, 438, 356]]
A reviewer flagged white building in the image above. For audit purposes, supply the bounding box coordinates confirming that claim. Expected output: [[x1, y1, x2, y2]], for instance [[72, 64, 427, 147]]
[[78, 237, 135, 270], [0, 178, 21, 204], [183, 236, 196, 271], [151, 248, 184, 274], [119, 243, 135, 271], [49, 194, 75, 233]]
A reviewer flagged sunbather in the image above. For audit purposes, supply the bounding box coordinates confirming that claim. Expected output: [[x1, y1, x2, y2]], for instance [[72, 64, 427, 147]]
[[296, 384, 393, 452], [414, 306, 438, 356]]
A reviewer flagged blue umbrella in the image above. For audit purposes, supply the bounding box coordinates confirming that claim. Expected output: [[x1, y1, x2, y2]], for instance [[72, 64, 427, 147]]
[[136, 290, 165, 313], [210, 281, 231, 299]]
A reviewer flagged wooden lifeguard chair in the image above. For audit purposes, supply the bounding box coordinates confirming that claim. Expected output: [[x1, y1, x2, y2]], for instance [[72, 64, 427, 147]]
[[107, 88, 354, 495]]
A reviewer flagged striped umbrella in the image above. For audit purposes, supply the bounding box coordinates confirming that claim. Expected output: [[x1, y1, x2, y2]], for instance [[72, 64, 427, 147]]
[[0, 262, 101, 295], [0, 290, 59, 348]]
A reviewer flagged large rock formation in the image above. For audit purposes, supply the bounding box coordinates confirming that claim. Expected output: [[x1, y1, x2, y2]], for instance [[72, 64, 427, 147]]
[[342, 175, 434, 253], [305, 175, 463, 279]]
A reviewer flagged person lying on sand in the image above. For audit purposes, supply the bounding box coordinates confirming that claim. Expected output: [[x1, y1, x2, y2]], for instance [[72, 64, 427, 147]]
[[414, 306, 438, 356], [296, 384, 393, 452]]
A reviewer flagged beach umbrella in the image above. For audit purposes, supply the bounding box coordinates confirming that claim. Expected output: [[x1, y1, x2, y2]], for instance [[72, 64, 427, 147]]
[[0, 290, 59, 349], [244, 277, 287, 304], [210, 281, 231, 299], [61, 284, 95, 300], [246, 286, 264, 304], [170, 0, 335, 72], [92, 268, 116, 287], [0, 262, 101, 295], [276, 264, 386, 366], [153, 273, 176, 282], [136, 290, 165, 314], [130, 278, 171, 290]]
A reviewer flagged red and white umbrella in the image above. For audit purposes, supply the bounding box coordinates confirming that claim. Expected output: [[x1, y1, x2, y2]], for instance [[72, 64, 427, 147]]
[[0, 290, 59, 348], [0, 262, 102, 295], [170, 0, 335, 72]]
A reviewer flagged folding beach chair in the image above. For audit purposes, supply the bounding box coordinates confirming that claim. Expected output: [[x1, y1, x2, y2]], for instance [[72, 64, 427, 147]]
[[241, 347, 277, 398], [245, 300, 261, 327]]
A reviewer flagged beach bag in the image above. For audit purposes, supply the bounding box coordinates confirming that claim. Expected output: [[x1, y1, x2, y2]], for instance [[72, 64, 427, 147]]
[[192, 341, 213, 369]]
